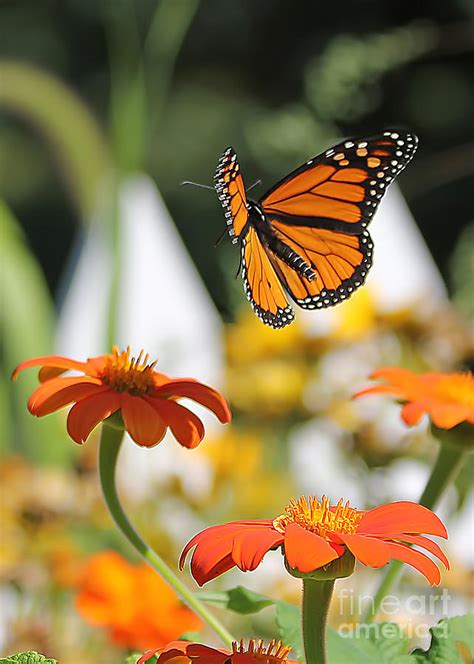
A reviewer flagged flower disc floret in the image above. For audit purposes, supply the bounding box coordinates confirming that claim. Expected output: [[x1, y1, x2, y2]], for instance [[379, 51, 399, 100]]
[[100, 346, 157, 396], [273, 496, 361, 539]]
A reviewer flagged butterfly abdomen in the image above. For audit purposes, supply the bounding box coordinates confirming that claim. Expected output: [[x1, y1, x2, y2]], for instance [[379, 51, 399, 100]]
[[250, 203, 316, 282]]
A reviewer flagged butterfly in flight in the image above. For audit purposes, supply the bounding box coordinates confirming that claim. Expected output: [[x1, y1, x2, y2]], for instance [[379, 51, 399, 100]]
[[213, 130, 418, 329]]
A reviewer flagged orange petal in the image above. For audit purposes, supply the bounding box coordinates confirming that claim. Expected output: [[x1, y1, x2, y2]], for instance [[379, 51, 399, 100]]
[[121, 394, 167, 447], [387, 534, 450, 569], [339, 534, 391, 568], [154, 380, 231, 424], [137, 643, 191, 664], [186, 644, 230, 663], [369, 367, 421, 388], [231, 527, 283, 572], [401, 401, 426, 425], [358, 502, 447, 538], [67, 390, 120, 443], [27, 376, 105, 416], [180, 521, 274, 585], [428, 402, 472, 429], [284, 523, 339, 573], [147, 397, 205, 449], [12, 355, 95, 381], [385, 541, 442, 585], [180, 524, 240, 585]]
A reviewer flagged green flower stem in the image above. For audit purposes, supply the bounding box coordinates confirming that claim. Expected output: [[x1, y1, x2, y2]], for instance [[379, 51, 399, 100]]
[[98, 424, 235, 647], [302, 578, 335, 664], [363, 442, 467, 623]]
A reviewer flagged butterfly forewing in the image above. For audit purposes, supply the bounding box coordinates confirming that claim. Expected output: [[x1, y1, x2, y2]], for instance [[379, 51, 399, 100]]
[[214, 147, 249, 243], [260, 130, 418, 228]]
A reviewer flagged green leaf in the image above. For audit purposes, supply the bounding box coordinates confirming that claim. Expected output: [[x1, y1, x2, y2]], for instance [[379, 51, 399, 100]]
[[178, 631, 202, 641], [328, 623, 414, 663], [0, 652, 58, 664], [0, 199, 70, 464], [412, 615, 474, 663], [197, 585, 274, 614], [276, 602, 304, 662], [0, 61, 111, 219]]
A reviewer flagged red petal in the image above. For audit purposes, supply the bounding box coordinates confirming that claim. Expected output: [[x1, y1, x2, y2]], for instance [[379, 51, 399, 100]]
[[66, 391, 120, 443], [387, 534, 450, 569], [358, 502, 447, 538], [339, 534, 391, 568], [12, 355, 96, 381], [284, 523, 339, 573], [385, 541, 442, 585], [231, 527, 283, 571], [28, 376, 105, 416], [154, 380, 231, 423], [147, 397, 205, 449], [121, 394, 166, 447]]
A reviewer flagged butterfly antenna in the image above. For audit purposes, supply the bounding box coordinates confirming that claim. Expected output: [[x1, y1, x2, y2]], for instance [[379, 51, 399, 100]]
[[214, 227, 228, 248], [246, 179, 262, 193], [180, 181, 215, 191]]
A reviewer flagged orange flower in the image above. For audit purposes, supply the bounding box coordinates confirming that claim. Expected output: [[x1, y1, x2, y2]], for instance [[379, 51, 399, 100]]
[[354, 368, 474, 429], [75, 551, 201, 650], [137, 639, 302, 663], [180, 496, 449, 587], [12, 346, 231, 447]]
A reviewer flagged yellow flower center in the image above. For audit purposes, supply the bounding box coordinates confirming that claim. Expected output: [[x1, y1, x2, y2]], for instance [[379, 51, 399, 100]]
[[100, 346, 157, 396], [273, 496, 361, 539], [435, 373, 474, 408], [231, 640, 292, 662]]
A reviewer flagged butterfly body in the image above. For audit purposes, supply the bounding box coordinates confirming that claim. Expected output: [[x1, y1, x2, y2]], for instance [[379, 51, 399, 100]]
[[214, 130, 418, 329], [246, 199, 317, 281]]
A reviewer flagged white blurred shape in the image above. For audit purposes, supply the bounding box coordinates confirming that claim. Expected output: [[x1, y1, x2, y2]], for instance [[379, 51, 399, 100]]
[[301, 185, 447, 335], [290, 418, 364, 505], [56, 222, 111, 357], [448, 491, 474, 567], [369, 186, 447, 311], [117, 176, 222, 381]]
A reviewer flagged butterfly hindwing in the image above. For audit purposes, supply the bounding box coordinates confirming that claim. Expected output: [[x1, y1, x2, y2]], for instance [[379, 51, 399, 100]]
[[241, 226, 295, 328], [268, 222, 373, 309]]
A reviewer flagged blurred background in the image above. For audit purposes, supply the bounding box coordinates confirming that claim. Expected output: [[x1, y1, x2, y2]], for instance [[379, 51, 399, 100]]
[[1, 1, 473, 662]]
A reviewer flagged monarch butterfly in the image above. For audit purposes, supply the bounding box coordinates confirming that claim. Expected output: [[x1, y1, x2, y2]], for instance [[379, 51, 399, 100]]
[[213, 130, 418, 329]]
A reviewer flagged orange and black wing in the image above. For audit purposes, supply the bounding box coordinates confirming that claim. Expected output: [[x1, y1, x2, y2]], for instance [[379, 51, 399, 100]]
[[260, 130, 418, 309], [214, 147, 249, 244], [267, 223, 372, 310], [241, 226, 295, 329]]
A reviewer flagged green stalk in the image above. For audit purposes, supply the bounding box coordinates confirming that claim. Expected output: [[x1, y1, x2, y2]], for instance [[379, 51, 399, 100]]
[[302, 578, 335, 664], [98, 423, 235, 646], [363, 442, 467, 623]]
